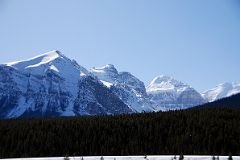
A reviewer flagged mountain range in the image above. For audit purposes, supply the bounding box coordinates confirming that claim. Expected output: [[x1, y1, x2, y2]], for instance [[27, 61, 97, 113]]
[[0, 50, 239, 118]]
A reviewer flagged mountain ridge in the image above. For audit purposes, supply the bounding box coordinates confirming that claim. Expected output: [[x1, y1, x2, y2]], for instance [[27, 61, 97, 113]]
[[202, 82, 240, 102], [0, 50, 239, 118], [91, 64, 156, 112], [0, 51, 131, 118]]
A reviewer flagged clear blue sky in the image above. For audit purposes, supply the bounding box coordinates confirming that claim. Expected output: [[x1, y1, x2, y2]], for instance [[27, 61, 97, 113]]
[[0, 0, 239, 92]]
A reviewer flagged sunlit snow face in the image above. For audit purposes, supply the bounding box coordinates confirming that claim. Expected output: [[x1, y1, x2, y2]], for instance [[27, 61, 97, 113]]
[[146, 75, 189, 94], [202, 82, 240, 102]]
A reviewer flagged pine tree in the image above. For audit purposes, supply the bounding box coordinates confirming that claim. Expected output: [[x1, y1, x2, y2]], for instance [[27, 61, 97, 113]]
[[173, 155, 177, 160], [179, 154, 184, 160], [212, 156, 216, 160], [64, 156, 70, 160]]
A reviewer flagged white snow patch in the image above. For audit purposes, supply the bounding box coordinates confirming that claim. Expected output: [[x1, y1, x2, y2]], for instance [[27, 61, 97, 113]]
[[147, 75, 190, 95], [2, 156, 240, 160], [202, 82, 240, 102], [6, 50, 60, 68], [49, 65, 59, 72], [100, 80, 113, 88]]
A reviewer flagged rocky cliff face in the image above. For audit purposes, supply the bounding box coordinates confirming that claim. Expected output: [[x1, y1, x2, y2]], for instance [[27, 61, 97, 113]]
[[0, 51, 131, 118], [91, 64, 155, 112]]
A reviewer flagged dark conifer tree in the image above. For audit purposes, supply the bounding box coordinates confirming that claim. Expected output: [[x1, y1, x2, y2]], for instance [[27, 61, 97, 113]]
[[179, 154, 184, 160]]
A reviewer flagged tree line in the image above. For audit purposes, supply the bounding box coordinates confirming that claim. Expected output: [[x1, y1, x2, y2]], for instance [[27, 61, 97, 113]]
[[0, 107, 240, 158]]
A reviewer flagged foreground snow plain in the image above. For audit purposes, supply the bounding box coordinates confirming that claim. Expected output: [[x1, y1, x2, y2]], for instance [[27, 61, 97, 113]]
[[3, 156, 240, 160]]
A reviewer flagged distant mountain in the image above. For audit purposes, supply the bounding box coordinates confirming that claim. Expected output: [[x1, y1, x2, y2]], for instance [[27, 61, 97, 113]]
[[202, 82, 240, 102], [196, 93, 240, 109], [91, 64, 156, 112], [147, 75, 206, 110], [0, 51, 131, 118]]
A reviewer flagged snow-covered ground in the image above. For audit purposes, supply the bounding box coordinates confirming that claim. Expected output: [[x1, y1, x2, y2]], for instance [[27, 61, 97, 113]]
[[3, 156, 240, 160]]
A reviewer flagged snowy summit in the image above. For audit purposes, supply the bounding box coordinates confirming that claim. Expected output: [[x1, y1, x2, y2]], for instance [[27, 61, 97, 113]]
[[147, 75, 206, 110], [202, 82, 240, 102]]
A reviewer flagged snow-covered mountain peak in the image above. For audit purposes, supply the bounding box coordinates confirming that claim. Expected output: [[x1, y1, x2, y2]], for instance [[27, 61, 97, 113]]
[[40, 50, 65, 58], [217, 82, 235, 88], [202, 82, 240, 102], [7, 50, 62, 67], [103, 64, 116, 69], [91, 65, 154, 112], [147, 75, 188, 93], [5, 50, 89, 76], [91, 64, 119, 84], [147, 76, 206, 110], [151, 75, 173, 82], [92, 64, 118, 74], [0, 51, 134, 118], [91, 64, 146, 93]]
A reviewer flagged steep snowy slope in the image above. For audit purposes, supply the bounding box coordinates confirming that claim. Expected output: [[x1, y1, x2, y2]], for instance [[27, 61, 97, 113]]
[[147, 75, 206, 110], [0, 51, 131, 118], [91, 65, 156, 112], [202, 82, 240, 102]]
